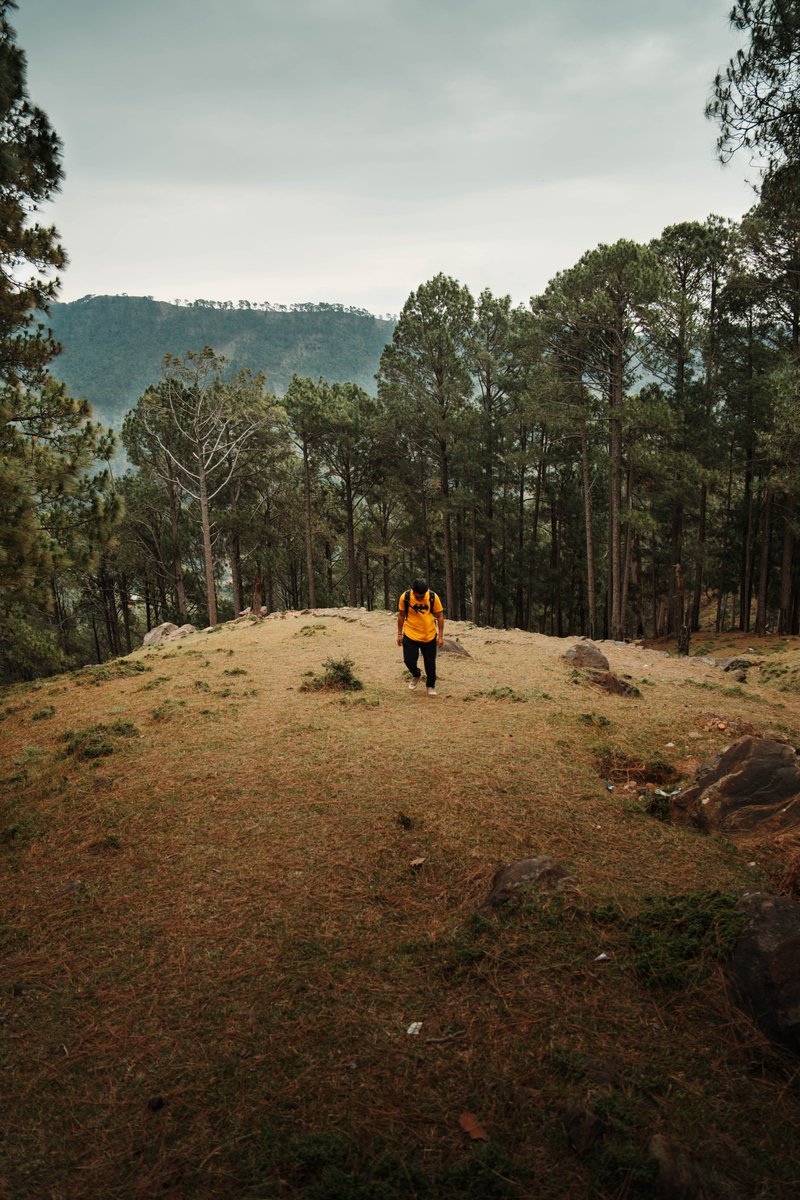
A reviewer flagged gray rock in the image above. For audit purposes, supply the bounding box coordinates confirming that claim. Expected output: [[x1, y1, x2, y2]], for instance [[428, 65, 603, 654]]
[[670, 737, 800, 838], [564, 640, 610, 671], [143, 622, 178, 646], [440, 638, 470, 656], [585, 670, 641, 698], [167, 623, 197, 642], [484, 856, 577, 908], [728, 891, 800, 1054]]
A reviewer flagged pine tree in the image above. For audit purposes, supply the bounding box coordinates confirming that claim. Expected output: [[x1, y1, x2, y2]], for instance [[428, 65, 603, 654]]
[[0, 1, 66, 384], [707, 1, 800, 173]]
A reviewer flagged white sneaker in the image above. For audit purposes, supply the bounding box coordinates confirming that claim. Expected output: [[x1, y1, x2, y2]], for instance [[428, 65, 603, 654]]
[[408, 676, 421, 690], [426, 686, 437, 696]]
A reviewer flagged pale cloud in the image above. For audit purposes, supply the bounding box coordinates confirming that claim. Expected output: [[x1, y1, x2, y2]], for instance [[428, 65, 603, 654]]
[[16, 0, 753, 313]]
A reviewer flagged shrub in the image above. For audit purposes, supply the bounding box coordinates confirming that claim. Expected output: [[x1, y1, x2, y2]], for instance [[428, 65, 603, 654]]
[[301, 657, 364, 692]]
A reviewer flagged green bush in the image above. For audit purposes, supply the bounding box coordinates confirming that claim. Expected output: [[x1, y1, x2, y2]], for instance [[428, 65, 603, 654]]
[[0, 613, 70, 684], [301, 657, 364, 692]]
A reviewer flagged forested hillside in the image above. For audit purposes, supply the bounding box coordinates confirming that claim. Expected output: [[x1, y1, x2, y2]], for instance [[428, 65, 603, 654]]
[[46, 295, 395, 427]]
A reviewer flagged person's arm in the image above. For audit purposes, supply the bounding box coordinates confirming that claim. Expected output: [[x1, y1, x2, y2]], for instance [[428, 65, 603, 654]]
[[436, 608, 444, 646], [397, 608, 404, 646]]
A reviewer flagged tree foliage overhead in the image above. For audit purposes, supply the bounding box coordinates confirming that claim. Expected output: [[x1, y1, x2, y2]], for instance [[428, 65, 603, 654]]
[[708, 0, 800, 171], [0, 2, 118, 682], [0, 0, 66, 384]]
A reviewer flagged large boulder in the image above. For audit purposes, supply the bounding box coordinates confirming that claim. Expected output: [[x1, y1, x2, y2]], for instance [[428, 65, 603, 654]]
[[670, 737, 800, 838], [143, 622, 178, 646], [484, 856, 577, 908], [728, 892, 800, 1054], [143, 622, 197, 646], [564, 640, 610, 671]]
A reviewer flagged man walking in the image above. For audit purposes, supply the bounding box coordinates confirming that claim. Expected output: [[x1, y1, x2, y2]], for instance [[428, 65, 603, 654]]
[[397, 578, 444, 696]]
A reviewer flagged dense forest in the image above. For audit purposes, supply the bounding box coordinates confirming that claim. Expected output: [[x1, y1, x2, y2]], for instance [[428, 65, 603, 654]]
[[46, 296, 396, 429], [2, 1, 800, 681]]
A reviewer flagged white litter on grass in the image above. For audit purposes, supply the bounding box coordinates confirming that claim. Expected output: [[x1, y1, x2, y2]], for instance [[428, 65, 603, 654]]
[[595, 953, 610, 963], [407, 1022, 423, 1036]]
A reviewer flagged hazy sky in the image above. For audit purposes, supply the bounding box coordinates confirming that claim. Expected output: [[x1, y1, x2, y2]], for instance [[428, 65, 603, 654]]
[[17, 0, 754, 316]]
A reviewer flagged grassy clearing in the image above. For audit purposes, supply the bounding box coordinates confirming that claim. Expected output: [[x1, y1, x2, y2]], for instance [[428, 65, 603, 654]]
[[2, 615, 800, 1198]]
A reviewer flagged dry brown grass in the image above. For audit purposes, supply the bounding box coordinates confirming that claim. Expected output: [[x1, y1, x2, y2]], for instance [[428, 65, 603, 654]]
[[2, 613, 800, 1199]]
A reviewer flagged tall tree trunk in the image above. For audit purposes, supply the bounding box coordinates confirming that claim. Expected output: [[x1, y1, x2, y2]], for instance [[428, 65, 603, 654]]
[[381, 516, 391, 611], [119, 576, 132, 654], [301, 442, 317, 608], [229, 530, 243, 616], [483, 480, 493, 624], [691, 481, 708, 631], [515, 452, 527, 628], [755, 486, 773, 637], [90, 611, 102, 663], [609, 331, 625, 640], [198, 464, 218, 626], [741, 467, 756, 632], [524, 430, 547, 631], [779, 496, 795, 635], [166, 470, 188, 618], [580, 424, 597, 639], [100, 564, 122, 657], [621, 462, 634, 638], [50, 577, 66, 652], [550, 497, 563, 637], [325, 540, 334, 602], [667, 505, 683, 636], [345, 475, 357, 606], [471, 506, 479, 623], [439, 441, 456, 614], [250, 568, 263, 619]]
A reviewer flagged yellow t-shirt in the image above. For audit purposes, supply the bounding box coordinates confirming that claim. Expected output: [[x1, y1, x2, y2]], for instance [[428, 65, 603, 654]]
[[398, 589, 443, 642]]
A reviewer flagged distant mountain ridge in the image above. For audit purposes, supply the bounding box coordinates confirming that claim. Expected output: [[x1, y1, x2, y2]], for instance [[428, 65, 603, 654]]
[[46, 295, 396, 429]]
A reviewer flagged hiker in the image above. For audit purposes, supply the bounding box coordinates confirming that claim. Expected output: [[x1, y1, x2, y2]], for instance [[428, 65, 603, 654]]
[[396, 577, 444, 696]]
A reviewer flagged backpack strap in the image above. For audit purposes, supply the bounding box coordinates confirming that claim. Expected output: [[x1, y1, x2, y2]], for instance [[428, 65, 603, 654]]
[[404, 588, 438, 616]]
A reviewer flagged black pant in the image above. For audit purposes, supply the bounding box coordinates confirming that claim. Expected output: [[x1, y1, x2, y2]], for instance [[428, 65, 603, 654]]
[[403, 634, 437, 687]]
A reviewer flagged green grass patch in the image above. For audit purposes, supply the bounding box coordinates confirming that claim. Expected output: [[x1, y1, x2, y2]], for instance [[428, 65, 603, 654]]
[[300, 657, 364, 692], [239, 1126, 527, 1199], [626, 889, 745, 990], [139, 675, 171, 691], [60, 721, 139, 759], [579, 711, 611, 729], [72, 659, 150, 686], [466, 686, 528, 703], [30, 704, 56, 721], [151, 698, 188, 721]]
